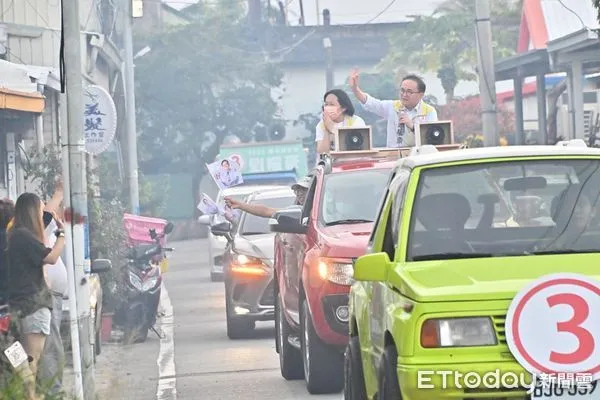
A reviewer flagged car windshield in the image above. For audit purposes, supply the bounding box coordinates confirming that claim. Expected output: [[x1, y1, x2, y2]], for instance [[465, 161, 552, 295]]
[[320, 169, 391, 226], [407, 159, 600, 261], [241, 196, 296, 235]]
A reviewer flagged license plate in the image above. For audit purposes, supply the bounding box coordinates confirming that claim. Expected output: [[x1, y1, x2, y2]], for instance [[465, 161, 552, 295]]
[[530, 380, 598, 399], [3, 341, 28, 368]]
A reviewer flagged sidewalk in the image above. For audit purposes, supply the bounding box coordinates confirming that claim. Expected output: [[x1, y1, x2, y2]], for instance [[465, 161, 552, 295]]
[[62, 339, 126, 399]]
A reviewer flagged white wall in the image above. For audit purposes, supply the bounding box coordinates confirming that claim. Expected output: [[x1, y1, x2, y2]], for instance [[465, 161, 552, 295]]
[[500, 77, 600, 139], [503, 96, 541, 131]]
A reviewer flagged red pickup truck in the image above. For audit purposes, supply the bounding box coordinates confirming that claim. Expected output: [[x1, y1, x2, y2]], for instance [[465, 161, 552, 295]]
[[270, 156, 395, 394]]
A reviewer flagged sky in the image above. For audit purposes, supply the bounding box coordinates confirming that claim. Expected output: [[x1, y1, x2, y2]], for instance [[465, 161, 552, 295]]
[[164, 0, 447, 24]]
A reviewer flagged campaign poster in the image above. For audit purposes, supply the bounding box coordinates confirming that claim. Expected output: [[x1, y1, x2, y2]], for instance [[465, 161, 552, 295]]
[[206, 157, 244, 190]]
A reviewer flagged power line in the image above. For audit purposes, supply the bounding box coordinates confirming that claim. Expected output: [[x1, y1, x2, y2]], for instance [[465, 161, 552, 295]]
[[556, 0, 587, 30], [364, 0, 398, 24]]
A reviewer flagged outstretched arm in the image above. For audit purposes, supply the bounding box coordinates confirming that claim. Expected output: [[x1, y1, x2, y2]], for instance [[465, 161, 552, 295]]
[[45, 179, 64, 216], [225, 197, 277, 218]]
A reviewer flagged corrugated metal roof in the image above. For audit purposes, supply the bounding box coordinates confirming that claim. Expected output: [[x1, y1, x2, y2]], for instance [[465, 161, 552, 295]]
[[541, 0, 600, 42], [0, 60, 38, 93]]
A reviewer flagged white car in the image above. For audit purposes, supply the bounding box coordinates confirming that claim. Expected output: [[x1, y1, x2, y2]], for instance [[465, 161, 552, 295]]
[[198, 185, 287, 281]]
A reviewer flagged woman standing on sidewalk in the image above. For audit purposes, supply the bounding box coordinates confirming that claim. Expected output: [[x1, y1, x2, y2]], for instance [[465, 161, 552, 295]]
[[6, 193, 65, 400]]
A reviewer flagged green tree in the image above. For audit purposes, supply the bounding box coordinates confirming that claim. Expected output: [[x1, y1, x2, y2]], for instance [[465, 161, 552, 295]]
[[380, 0, 522, 103], [134, 2, 285, 193]]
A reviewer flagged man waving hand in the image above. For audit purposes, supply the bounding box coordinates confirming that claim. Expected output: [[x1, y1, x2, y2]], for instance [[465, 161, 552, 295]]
[[349, 69, 438, 147]]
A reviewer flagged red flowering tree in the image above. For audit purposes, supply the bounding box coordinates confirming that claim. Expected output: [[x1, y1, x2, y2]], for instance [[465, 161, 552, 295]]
[[439, 95, 515, 146]]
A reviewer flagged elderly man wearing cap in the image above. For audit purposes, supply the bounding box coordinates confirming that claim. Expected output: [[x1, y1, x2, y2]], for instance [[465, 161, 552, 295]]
[[224, 176, 312, 218]]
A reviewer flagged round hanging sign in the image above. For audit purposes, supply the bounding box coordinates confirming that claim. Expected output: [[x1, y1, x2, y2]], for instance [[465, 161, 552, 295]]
[[83, 85, 117, 155]]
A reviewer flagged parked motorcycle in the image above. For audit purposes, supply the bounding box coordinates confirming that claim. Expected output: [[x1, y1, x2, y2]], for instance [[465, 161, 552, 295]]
[[115, 222, 174, 344]]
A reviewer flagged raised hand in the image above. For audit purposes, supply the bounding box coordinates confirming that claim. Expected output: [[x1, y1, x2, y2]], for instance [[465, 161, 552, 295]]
[[349, 69, 360, 90]]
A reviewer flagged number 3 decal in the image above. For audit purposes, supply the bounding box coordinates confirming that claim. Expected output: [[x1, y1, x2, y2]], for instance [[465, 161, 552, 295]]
[[506, 274, 600, 380], [547, 293, 595, 364]]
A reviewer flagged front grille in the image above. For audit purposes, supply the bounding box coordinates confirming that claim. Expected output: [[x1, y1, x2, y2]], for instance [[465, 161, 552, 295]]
[[492, 314, 507, 345], [259, 281, 275, 306]]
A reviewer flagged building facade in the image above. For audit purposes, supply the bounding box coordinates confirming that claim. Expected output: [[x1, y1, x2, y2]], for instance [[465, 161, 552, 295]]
[[0, 0, 126, 199]]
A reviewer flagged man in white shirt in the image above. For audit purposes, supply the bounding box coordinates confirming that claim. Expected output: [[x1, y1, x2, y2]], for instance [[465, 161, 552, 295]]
[[38, 213, 67, 395], [349, 70, 438, 147]]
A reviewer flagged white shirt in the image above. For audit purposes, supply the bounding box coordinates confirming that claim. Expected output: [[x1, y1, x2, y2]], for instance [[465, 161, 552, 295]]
[[315, 114, 366, 150], [44, 220, 68, 296], [362, 94, 438, 147]]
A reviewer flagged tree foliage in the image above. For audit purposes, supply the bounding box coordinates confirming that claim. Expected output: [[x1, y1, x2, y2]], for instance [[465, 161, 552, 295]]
[[439, 96, 515, 145], [134, 2, 285, 181], [380, 0, 522, 102], [23, 145, 62, 200]]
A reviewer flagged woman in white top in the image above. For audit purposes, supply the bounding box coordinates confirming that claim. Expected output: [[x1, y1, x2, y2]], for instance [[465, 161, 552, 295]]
[[316, 89, 366, 153]]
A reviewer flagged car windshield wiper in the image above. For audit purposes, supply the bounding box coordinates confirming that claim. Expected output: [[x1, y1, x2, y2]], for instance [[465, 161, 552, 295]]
[[325, 219, 373, 226], [531, 249, 600, 255], [242, 232, 269, 236], [412, 252, 494, 261]]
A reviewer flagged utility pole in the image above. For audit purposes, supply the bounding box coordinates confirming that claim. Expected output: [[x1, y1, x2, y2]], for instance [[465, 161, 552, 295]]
[[316, 0, 320, 24], [299, 0, 305, 25], [123, 0, 141, 214], [323, 9, 333, 91], [475, 0, 498, 146], [61, 0, 95, 398]]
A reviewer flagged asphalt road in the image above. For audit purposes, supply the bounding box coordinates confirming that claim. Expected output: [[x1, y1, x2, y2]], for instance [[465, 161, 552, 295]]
[[94, 238, 343, 399]]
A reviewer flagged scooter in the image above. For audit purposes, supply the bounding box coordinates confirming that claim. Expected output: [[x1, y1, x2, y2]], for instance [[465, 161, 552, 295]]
[[115, 222, 174, 344]]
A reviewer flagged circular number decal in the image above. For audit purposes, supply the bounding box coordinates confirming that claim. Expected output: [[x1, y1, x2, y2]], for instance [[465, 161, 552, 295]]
[[505, 273, 600, 380]]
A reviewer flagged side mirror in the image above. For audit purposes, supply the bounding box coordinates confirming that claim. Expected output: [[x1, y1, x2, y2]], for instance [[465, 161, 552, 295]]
[[197, 215, 211, 225], [269, 205, 306, 234], [91, 259, 112, 273], [353, 252, 391, 282], [211, 221, 233, 243], [164, 222, 174, 235]]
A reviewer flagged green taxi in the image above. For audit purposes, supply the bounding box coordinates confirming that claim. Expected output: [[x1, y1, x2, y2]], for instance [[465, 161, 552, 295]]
[[346, 141, 600, 400]]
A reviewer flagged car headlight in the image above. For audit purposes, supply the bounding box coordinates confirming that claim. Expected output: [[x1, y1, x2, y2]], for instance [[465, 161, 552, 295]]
[[317, 258, 354, 286], [128, 271, 143, 291], [142, 276, 159, 291], [421, 317, 496, 348], [230, 254, 268, 277]]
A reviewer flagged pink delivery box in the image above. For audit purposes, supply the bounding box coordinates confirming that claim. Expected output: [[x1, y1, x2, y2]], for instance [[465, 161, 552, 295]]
[[123, 213, 168, 247]]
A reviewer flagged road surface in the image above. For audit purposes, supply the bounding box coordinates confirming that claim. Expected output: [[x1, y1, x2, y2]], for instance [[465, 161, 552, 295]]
[[86, 238, 343, 399]]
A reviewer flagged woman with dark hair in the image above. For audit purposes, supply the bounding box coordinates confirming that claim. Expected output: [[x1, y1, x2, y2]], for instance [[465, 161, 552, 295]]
[[316, 89, 366, 153], [6, 192, 65, 400]]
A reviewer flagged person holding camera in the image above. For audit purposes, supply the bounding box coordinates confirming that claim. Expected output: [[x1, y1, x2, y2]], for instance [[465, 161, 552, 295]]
[[316, 89, 366, 154], [349, 69, 438, 147]]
